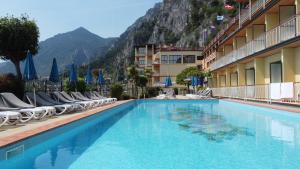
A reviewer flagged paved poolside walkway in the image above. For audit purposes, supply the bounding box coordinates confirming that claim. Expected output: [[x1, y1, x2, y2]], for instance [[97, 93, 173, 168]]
[[0, 100, 131, 148], [223, 99, 300, 113]]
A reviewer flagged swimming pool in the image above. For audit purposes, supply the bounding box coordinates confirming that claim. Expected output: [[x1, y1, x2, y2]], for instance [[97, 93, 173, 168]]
[[1, 100, 300, 169]]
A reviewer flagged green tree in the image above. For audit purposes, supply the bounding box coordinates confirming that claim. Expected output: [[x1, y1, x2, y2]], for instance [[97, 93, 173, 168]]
[[137, 75, 148, 96], [127, 65, 139, 97], [144, 69, 153, 86], [0, 15, 39, 80], [110, 84, 123, 100], [176, 67, 203, 85], [176, 67, 203, 93]]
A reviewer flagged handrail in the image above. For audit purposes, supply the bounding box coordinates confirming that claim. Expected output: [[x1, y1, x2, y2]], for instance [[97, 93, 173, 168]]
[[211, 82, 300, 101], [204, 0, 271, 53], [209, 15, 298, 71]]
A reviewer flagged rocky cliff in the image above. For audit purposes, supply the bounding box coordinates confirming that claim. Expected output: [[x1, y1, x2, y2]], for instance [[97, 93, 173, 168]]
[[95, 0, 237, 81]]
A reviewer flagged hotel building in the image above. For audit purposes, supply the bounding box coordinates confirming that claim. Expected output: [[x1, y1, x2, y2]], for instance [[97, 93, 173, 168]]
[[203, 0, 300, 101], [135, 44, 203, 87]]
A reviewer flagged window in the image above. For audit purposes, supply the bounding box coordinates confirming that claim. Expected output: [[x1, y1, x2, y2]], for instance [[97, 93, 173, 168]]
[[138, 48, 146, 55], [219, 75, 226, 87], [245, 68, 255, 86], [139, 57, 145, 65], [183, 55, 196, 63], [230, 72, 238, 86], [270, 61, 282, 83], [197, 55, 203, 60], [169, 55, 182, 64], [161, 55, 168, 64]]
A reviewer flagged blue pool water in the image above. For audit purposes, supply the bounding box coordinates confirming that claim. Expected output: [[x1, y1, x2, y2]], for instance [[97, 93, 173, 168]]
[[1, 100, 300, 169]]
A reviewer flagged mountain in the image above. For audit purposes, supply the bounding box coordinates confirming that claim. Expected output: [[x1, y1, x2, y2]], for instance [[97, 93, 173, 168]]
[[0, 27, 116, 76], [93, 0, 237, 81]]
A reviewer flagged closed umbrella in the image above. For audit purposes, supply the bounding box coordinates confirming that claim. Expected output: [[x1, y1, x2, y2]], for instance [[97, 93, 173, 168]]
[[48, 58, 60, 92], [97, 69, 105, 94], [191, 76, 197, 87], [198, 77, 204, 86], [85, 66, 93, 85], [69, 64, 78, 91], [168, 76, 172, 87], [164, 76, 169, 88], [69, 64, 78, 84], [23, 51, 38, 106], [165, 76, 172, 87], [49, 58, 60, 83], [23, 51, 38, 81], [97, 69, 105, 85]]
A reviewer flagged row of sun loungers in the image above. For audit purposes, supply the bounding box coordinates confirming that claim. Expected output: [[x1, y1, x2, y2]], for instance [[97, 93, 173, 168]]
[[186, 89, 212, 99], [0, 91, 117, 128], [156, 90, 176, 100]]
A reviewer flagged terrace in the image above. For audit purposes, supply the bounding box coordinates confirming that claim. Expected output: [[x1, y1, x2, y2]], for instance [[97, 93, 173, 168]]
[[210, 14, 299, 71]]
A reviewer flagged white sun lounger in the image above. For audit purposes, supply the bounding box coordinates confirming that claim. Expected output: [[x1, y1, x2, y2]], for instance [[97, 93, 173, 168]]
[[0, 111, 21, 127], [25, 92, 73, 115], [0, 93, 54, 121]]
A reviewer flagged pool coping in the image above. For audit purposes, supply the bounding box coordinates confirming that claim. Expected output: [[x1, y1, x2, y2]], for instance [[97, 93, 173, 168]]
[[0, 100, 133, 148], [223, 99, 300, 113]]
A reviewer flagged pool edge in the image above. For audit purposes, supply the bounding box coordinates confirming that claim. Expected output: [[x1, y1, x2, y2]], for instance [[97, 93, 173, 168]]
[[0, 100, 134, 148]]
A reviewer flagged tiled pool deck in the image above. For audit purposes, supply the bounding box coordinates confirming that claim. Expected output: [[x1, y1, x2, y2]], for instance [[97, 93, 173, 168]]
[[0, 100, 131, 148]]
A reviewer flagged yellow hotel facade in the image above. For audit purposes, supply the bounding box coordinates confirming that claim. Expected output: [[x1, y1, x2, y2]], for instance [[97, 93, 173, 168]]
[[135, 44, 203, 87], [204, 0, 300, 101]]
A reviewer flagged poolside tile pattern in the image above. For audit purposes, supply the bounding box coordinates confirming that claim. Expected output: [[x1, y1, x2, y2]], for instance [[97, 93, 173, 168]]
[[0, 100, 131, 148]]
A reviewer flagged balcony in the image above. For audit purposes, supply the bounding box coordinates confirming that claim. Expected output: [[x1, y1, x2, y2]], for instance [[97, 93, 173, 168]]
[[251, 0, 265, 16], [210, 15, 298, 71], [211, 83, 300, 102], [146, 63, 152, 67], [240, 9, 250, 25], [205, 0, 270, 52], [153, 61, 160, 65], [152, 73, 160, 77]]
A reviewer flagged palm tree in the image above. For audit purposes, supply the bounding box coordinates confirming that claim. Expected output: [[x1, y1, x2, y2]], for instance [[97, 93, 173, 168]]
[[127, 65, 139, 97], [144, 69, 153, 86]]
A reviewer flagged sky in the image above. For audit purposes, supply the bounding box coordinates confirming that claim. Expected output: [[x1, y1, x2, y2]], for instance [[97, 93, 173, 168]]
[[0, 0, 162, 41]]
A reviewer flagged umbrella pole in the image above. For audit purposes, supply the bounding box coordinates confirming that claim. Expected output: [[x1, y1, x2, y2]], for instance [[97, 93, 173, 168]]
[[33, 81, 36, 107]]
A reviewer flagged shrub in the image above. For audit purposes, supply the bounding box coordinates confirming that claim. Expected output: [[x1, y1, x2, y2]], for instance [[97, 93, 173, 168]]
[[76, 80, 87, 93], [65, 80, 86, 93], [146, 87, 161, 98], [0, 73, 24, 98], [121, 94, 131, 100], [173, 87, 179, 95], [110, 84, 123, 100]]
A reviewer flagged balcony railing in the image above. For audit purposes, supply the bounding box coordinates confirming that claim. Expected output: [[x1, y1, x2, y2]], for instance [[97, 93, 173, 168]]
[[251, 0, 265, 16], [240, 9, 250, 25], [205, 0, 271, 53], [212, 83, 300, 102], [210, 15, 298, 71]]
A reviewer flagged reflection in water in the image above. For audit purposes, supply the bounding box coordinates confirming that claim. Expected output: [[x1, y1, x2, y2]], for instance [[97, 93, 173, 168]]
[[161, 106, 254, 142], [271, 120, 295, 143], [0, 106, 132, 169]]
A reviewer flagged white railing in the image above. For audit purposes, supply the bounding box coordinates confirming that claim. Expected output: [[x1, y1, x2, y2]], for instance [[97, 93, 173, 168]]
[[294, 83, 300, 101], [212, 83, 300, 101], [280, 17, 296, 42], [251, 0, 265, 15], [240, 9, 250, 25], [153, 61, 160, 65], [266, 27, 279, 47], [210, 15, 298, 71], [210, 34, 266, 70]]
